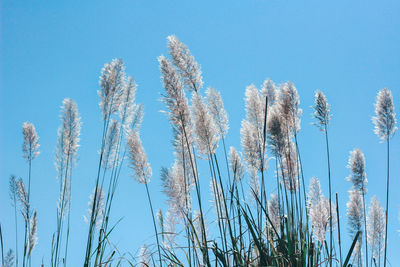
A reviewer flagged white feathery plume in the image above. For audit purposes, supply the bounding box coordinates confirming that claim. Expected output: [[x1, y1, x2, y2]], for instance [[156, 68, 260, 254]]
[[164, 211, 177, 247], [161, 161, 192, 219], [98, 59, 125, 120], [229, 146, 244, 182], [249, 170, 260, 203], [167, 35, 203, 92], [244, 84, 265, 137], [129, 103, 144, 134], [156, 209, 163, 236], [347, 189, 364, 265], [84, 186, 105, 229], [118, 76, 138, 131], [172, 129, 196, 184], [210, 178, 226, 219], [347, 148, 367, 193], [372, 88, 397, 140], [57, 177, 71, 220], [280, 139, 299, 192], [55, 98, 81, 178], [261, 78, 277, 106], [22, 122, 40, 162], [138, 244, 151, 267], [17, 179, 29, 222], [267, 105, 285, 156], [277, 81, 302, 133], [159, 55, 193, 145], [312, 90, 330, 131], [191, 93, 220, 155], [127, 130, 152, 184], [9, 175, 18, 206], [307, 177, 336, 243], [268, 194, 281, 235], [241, 120, 263, 173], [205, 87, 229, 138], [193, 209, 209, 246], [102, 119, 121, 169], [27, 210, 38, 256], [367, 196, 385, 261]]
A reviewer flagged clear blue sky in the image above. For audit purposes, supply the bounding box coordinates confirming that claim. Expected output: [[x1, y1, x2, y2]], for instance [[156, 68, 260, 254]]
[[1, 0, 399, 265]]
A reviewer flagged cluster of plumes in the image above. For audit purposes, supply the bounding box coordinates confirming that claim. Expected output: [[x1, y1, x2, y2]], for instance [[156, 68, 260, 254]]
[[312, 90, 330, 131], [191, 93, 220, 155], [307, 177, 336, 244], [347, 189, 364, 264], [347, 148, 368, 193], [267, 194, 281, 235], [138, 244, 151, 267], [22, 122, 40, 162], [84, 186, 105, 229], [27, 210, 38, 256], [161, 161, 192, 220], [167, 35, 203, 92], [372, 88, 397, 140], [367, 196, 385, 261], [127, 131, 152, 184], [99, 58, 143, 132], [241, 84, 265, 174], [229, 147, 244, 182]]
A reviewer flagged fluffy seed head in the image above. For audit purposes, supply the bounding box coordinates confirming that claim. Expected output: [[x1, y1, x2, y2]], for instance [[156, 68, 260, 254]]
[[191, 93, 219, 155], [102, 119, 121, 169], [267, 106, 285, 156], [167, 35, 203, 92], [229, 146, 244, 182], [268, 194, 281, 235], [261, 78, 277, 106], [312, 90, 330, 131], [119, 76, 138, 131], [373, 88, 397, 140], [22, 122, 40, 162], [127, 131, 152, 184], [367, 196, 385, 260], [277, 81, 302, 133], [206, 87, 229, 138], [98, 59, 125, 120], [28, 210, 38, 256], [138, 244, 151, 267], [17, 179, 29, 222], [347, 189, 364, 238], [347, 148, 367, 193], [84, 186, 105, 229], [159, 55, 193, 145]]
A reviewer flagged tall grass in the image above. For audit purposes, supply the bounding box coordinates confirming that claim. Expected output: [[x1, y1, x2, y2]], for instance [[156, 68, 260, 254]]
[[3, 36, 397, 267]]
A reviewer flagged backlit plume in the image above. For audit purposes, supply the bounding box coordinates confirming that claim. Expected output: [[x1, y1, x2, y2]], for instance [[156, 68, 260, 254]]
[[372, 88, 397, 140], [127, 131, 152, 184], [312, 90, 330, 131], [206, 87, 229, 138], [22, 122, 40, 162], [167, 35, 203, 92], [98, 59, 125, 120]]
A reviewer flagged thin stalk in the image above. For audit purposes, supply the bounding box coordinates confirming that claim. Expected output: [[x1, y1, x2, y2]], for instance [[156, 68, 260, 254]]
[[383, 137, 389, 267], [361, 187, 369, 267], [324, 125, 333, 266], [145, 183, 163, 267], [336, 193, 343, 267]]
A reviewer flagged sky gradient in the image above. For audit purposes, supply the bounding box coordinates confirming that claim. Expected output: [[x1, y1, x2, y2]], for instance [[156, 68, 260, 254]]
[[1, 0, 399, 265]]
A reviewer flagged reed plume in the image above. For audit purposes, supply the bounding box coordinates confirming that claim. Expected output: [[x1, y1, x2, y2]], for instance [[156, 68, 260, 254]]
[[84, 186, 105, 230], [138, 245, 151, 267], [347, 189, 364, 266], [367, 196, 385, 265], [372, 88, 397, 267], [167, 35, 203, 92], [261, 78, 277, 106], [22, 122, 40, 162], [98, 59, 125, 120], [229, 147, 244, 182], [27, 211, 37, 257], [205, 87, 229, 139]]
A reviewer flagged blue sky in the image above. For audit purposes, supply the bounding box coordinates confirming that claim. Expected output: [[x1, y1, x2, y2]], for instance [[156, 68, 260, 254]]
[[1, 0, 399, 265]]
